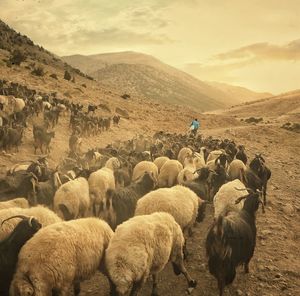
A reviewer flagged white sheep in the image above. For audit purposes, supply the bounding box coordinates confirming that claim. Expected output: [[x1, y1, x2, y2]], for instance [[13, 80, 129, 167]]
[[105, 212, 197, 296], [0, 198, 29, 210], [177, 147, 193, 165], [0, 205, 61, 240], [53, 177, 90, 220], [158, 159, 183, 187], [227, 159, 247, 181], [10, 217, 113, 296], [132, 161, 158, 183], [213, 179, 247, 218], [88, 158, 120, 216], [153, 156, 169, 173], [177, 154, 197, 184], [206, 149, 225, 163], [135, 185, 206, 237]]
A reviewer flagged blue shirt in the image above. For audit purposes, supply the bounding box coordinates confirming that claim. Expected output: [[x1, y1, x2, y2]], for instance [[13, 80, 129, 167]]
[[191, 120, 200, 129]]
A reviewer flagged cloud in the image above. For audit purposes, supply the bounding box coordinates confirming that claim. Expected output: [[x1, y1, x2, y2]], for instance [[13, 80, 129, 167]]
[[0, 0, 175, 55], [214, 39, 300, 61]]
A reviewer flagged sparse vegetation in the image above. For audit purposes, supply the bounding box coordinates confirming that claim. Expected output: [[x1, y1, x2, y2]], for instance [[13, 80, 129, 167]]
[[121, 93, 131, 100], [281, 122, 300, 133], [244, 117, 263, 124], [64, 70, 72, 81], [31, 66, 45, 77], [49, 73, 58, 80], [9, 49, 26, 66]]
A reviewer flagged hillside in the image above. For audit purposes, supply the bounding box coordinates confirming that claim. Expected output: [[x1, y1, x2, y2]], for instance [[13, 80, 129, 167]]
[[206, 81, 272, 103], [63, 52, 271, 111]]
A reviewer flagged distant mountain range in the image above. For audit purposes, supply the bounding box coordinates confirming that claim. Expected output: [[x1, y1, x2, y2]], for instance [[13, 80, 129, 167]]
[[63, 51, 272, 111]]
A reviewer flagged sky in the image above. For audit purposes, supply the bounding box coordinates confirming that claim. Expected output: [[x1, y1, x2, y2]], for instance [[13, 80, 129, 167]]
[[1, 0, 300, 94]]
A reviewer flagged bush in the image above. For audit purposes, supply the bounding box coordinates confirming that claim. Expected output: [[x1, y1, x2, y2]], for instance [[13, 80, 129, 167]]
[[121, 93, 131, 100], [31, 66, 45, 76], [64, 70, 72, 81], [49, 73, 58, 80], [9, 49, 26, 66]]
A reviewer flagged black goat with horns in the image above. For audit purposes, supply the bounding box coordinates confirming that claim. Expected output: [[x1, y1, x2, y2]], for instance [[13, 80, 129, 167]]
[[0, 215, 41, 296], [206, 188, 264, 296]]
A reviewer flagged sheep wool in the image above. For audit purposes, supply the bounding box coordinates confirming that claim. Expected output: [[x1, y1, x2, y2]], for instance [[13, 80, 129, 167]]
[[132, 161, 158, 183], [135, 185, 204, 235], [0, 205, 61, 240], [53, 177, 90, 220], [213, 179, 247, 218], [158, 159, 183, 188], [0, 198, 29, 210], [105, 212, 196, 296], [10, 218, 113, 296]]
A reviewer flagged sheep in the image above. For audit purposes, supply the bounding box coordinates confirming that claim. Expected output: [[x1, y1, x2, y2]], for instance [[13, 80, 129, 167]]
[[131, 160, 158, 183], [88, 159, 120, 216], [0, 215, 41, 296], [101, 171, 156, 230], [227, 159, 246, 181], [206, 190, 264, 296], [105, 212, 197, 296], [213, 179, 247, 218], [182, 167, 210, 201], [10, 217, 113, 296], [177, 154, 197, 185], [177, 147, 193, 165], [0, 198, 29, 210], [206, 149, 225, 163], [135, 185, 206, 257], [0, 205, 61, 241], [153, 156, 169, 173], [53, 177, 90, 220], [206, 153, 229, 171], [158, 159, 183, 187]]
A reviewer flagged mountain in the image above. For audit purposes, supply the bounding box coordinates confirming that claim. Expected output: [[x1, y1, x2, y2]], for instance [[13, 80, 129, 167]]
[[205, 81, 272, 104], [63, 52, 271, 111]]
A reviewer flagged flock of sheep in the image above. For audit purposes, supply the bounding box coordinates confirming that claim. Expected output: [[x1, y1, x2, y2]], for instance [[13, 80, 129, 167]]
[[0, 131, 271, 296]]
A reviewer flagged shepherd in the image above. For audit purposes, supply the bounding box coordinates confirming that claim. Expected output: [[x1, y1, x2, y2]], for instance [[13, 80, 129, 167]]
[[189, 118, 200, 136]]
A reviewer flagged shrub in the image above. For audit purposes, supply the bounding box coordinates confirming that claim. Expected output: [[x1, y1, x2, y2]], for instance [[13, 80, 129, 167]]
[[9, 49, 26, 66], [31, 66, 45, 76], [64, 70, 72, 81], [49, 73, 58, 80]]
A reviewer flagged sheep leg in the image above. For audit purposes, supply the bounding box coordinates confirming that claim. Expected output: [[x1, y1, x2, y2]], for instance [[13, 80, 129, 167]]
[[217, 278, 225, 296], [108, 278, 117, 296], [129, 279, 144, 296], [73, 282, 81, 296], [151, 274, 159, 296], [244, 260, 250, 273], [173, 260, 197, 288], [183, 240, 189, 260]]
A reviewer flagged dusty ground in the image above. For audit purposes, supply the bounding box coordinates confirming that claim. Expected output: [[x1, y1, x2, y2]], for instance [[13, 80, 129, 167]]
[[78, 123, 300, 296], [0, 101, 299, 296]]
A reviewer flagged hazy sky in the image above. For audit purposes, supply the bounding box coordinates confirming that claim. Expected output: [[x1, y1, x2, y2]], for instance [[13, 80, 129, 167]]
[[1, 0, 300, 93]]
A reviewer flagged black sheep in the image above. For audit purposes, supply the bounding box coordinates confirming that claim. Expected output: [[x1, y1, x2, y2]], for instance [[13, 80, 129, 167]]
[[206, 190, 263, 296], [104, 172, 156, 230], [236, 145, 248, 165]]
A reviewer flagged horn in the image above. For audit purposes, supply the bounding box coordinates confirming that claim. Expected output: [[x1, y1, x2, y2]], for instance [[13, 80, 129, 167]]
[[1, 215, 29, 227], [28, 216, 35, 227], [235, 195, 248, 204], [234, 187, 255, 194]]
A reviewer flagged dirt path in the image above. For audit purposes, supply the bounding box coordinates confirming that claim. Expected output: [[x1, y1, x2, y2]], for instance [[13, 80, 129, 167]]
[[1, 113, 299, 296], [78, 124, 300, 296]]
